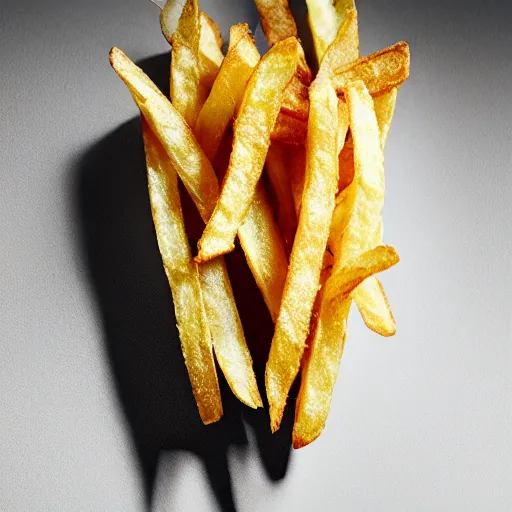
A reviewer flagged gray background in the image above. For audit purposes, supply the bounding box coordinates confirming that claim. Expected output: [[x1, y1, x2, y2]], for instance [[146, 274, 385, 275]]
[[1, 0, 511, 510]]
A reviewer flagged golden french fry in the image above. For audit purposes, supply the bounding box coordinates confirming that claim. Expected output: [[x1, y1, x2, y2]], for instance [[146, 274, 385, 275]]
[[292, 245, 398, 448], [280, 42, 409, 121], [320, 8, 359, 72], [271, 112, 307, 146], [197, 37, 299, 262], [170, 0, 205, 128], [292, 79, 387, 445], [266, 77, 345, 433], [281, 73, 310, 120], [110, 47, 288, 323], [306, 0, 356, 64], [141, 119, 222, 424], [195, 24, 260, 162], [160, 0, 187, 43], [254, 0, 297, 47], [327, 245, 399, 298], [374, 87, 398, 149], [198, 12, 224, 91], [287, 144, 306, 217], [333, 42, 410, 97], [265, 143, 298, 255]]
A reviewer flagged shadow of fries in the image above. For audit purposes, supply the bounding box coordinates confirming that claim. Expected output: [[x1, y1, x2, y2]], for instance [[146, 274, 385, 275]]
[[72, 52, 296, 511]]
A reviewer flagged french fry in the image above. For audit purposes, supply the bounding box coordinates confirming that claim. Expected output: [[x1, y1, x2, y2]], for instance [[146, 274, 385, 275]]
[[374, 87, 398, 149], [141, 119, 222, 424], [306, 0, 356, 64], [170, 0, 205, 128], [271, 113, 307, 146], [280, 42, 409, 121], [198, 11, 224, 91], [197, 37, 299, 262], [292, 79, 386, 445], [320, 8, 359, 72], [253, 0, 297, 47], [160, 0, 187, 43], [280, 73, 310, 120], [287, 145, 306, 217], [195, 24, 260, 162], [266, 77, 345, 432], [109, 47, 288, 324], [265, 143, 298, 255], [292, 246, 399, 447], [333, 42, 410, 97]]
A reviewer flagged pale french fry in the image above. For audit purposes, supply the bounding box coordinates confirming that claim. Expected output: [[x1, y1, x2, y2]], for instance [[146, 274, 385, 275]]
[[198, 12, 224, 91], [292, 245, 398, 448], [266, 77, 345, 432], [170, 0, 205, 128], [374, 87, 398, 149], [197, 37, 299, 262], [110, 47, 288, 323], [195, 24, 260, 162], [271, 113, 307, 146], [265, 143, 298, 255], [320, 8, 359, 72], [141, 119, 222, 424], [292, 79, 386, 444], [306, 0, 356, 64], [160, 0, 187, 43]]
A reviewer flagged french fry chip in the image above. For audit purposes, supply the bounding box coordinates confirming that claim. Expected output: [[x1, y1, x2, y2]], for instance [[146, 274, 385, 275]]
[[198, 11, 224, 91], [306, 0, 356, 64], [195, 24, 260, 162], [333, 42, 410, 97], [265, 143, 298, 255], [271, 113, 307, 146], [254, 0, 297, 47], [141, 119, 222, 424], [280, 73, 310, 121], [197, 37, 299, 262], [292, 79, 386, 444], [160, 0, 187, 43], [374, 87, 398, 149], [320, 8, 359, 72], [292, 246, 398, 447], [170, 0, 204, 128], [110, 47, 288, 324], [266, 77, 345, 432]]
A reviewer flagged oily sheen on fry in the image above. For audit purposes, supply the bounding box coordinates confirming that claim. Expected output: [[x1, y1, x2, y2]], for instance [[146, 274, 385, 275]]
[[141, 120, 222, 424], [196, 37, 299, 262], [266, 77, 342, 433]]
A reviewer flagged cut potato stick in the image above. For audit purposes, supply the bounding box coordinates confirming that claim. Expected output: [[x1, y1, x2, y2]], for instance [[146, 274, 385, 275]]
[[374, 87, 398, 149], [141, 119, 222, 424], [195, 24, 260, 162], [333, 42, 410, 97], [265, 143, 298, 255], [266, 77, 344, 432], [281, 73, 310, 120], [253, 0, 297, 47], [306, 0, 356, 64], [320, 8, 359, 72], [110, 47, 288, 323], [292, 80, 386, 444], [292, 245, 398, 447], [198, 11, 224, 91], [280, 42, 409, 121], [271, 112, 307, 146], [170, 0, 205, 128], [160, 0, 187, 43], [197, 37, 299, 262]]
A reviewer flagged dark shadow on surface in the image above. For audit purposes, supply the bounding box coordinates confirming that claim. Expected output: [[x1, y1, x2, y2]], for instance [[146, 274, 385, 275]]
[[72, 53, 295, 511]]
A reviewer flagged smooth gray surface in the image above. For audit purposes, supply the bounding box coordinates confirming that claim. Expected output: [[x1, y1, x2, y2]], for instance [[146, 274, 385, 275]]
[[1, 0, 511, 510]]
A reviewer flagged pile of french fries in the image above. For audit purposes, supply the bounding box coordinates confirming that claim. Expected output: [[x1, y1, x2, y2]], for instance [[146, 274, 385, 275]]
[[110, 0, 409, 448]]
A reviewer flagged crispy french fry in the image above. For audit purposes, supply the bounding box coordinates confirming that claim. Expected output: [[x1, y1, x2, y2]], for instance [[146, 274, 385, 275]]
[[281, 73, 310, 120], [280, 42, 409, 121], [306, 0, 356, 64], [292, 79, 386, 444], [110, 47, 288, 323], [141, 119, 222, 424], [292, 246, 398, 447], [198, 12, 224, 91], [253, 0, 297, 47], [195, 24, 260, 162], [271, 113, 307, 146], [197, 37, 299, 262], [333, 42, 410, 97], [266, 77, 345, 432], [265, 143, 298, 255], [160, 0, 187, 43], [320, 8, 359, 72], [374, 87, 398, 149], [170, 0, 205, 128]]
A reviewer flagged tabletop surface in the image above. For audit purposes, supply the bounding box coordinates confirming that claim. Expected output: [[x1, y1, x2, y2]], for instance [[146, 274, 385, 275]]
[[1, 0, 511, 510]]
